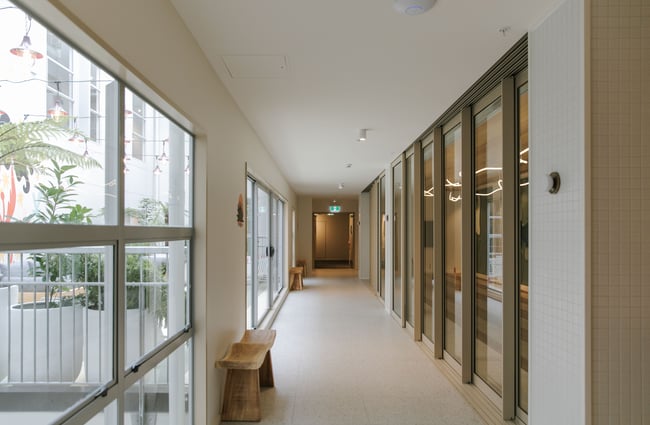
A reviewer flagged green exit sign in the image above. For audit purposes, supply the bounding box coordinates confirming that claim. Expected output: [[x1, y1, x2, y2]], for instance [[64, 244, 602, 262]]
[[329, 205, 341, 213]]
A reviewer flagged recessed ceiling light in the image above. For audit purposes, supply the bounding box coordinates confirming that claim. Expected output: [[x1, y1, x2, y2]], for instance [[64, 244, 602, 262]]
[[393, 0, 436, 15]]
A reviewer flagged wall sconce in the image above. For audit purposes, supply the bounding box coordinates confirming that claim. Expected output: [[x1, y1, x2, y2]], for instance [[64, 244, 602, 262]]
[[547, 171, 561, 194]]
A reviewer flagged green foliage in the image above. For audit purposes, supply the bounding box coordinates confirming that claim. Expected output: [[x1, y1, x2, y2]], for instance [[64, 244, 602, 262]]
[[24, 160, 95, 224], [0, 119, 100, 178], [125, 198, 168, 226]]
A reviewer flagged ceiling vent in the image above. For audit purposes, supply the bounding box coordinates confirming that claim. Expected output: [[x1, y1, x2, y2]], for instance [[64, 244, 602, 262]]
[[393, 0, 437, 15]]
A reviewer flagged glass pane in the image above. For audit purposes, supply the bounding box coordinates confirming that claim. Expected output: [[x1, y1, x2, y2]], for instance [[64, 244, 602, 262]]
[[474, 98, 503, 395], [0, 17, 117, 225], [124, 341, 192, 425], [275, 200, 284, 295], [86, 400, 118, 424], [124, 90, 192, 227], [405, 155, 414, 326], [444, 125, 462, 362], [271, 197, 279, 297], [246, 178, 254, 329], [0, 246, 113, 421], [256, 187, 270, 323], [125, 241, 190, 368], [422, 144, 434, 343], [379, 176, 386, 299], [392, 162, 402, 318], [518, 83, 529, 413]]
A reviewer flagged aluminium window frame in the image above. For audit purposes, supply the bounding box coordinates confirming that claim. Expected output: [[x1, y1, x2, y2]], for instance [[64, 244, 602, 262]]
[[0, 1, 196, 423]]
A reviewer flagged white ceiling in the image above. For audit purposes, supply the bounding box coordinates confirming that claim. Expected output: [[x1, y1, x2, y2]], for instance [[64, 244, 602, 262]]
[[169, 0, 557, 198]]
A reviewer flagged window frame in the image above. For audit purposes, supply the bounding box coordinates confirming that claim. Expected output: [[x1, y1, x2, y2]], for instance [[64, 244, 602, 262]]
[[0, 1, 195, 423]]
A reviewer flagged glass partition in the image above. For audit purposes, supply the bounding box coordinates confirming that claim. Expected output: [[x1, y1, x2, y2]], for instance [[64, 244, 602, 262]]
[[518, 82, 529, 414], [405, 154, 415, 326], [379, 175, 386, 300], [444, 125, 462, 362], [392, 162, 402, 318], [473, 98, 504, 395], [422, 143, 434, 343]]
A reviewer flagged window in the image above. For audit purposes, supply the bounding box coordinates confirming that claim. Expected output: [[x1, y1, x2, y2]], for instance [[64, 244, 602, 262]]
[[0, 3, 193, 423]]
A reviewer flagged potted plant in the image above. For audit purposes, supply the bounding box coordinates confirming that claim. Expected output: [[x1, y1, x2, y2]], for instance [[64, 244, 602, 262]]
[[9, 161, 96, 382]]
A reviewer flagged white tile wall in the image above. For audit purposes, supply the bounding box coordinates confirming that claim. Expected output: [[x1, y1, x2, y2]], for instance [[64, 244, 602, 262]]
[[529, 0, 587, 423], [591, 0, 650, 423]]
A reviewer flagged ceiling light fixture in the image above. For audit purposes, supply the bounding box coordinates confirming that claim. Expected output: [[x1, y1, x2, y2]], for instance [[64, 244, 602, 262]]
[[393, 0, 437, 16], [357, 129, 367, 142]]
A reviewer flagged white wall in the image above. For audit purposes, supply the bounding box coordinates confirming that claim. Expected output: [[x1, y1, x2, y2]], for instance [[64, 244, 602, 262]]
[[358, 192, 370, 280], [296, 196, 313, 275], [44, 1, 296, 424], [529, 0, 587, 423]]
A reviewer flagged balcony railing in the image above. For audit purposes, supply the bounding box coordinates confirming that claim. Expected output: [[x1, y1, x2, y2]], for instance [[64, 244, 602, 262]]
[[0, 246, 171, 385]]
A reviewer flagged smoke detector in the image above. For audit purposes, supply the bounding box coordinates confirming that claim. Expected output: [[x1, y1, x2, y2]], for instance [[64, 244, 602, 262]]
[[393, 0, 437, 15]]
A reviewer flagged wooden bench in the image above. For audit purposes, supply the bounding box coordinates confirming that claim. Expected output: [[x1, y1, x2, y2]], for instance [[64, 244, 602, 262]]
[[216, 329, 276, 422], [289, 266, 304, 290]]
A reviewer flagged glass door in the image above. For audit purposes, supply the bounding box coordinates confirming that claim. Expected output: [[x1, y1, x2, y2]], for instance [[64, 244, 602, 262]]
[[246, 178, 254, 328], [422, 142, 434, 343], [272, 197, 284, 298], [379, 175, 386, 299], [517, 80, 529, 417], [392, 162, 403, 318], [473, 94, 504, 396], [247, 178, 285, 328], [443, 123, 462, 364], [255, 186, 271, 323], [405, 154, 415, 327]]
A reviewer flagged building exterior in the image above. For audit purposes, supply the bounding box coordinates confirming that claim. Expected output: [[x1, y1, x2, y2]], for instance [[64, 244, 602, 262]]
[[0, 0, 647, 424]]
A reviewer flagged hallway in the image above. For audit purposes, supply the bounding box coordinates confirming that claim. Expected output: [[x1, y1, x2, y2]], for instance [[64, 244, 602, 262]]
[[240, 269, 485, 425]]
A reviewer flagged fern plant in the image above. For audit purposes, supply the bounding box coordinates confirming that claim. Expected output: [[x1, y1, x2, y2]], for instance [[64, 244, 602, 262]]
[[0, 119, 100, 178]]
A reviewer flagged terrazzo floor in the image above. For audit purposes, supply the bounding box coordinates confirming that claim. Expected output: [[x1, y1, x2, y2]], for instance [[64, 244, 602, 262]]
[[227, 268, 486, 425]]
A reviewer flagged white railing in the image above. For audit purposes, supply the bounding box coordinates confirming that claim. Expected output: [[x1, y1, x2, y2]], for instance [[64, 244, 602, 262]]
[[0, 246, 170, 385]]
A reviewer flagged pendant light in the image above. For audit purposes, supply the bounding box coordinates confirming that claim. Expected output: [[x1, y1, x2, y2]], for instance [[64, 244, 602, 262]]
[[68, 118, 85, 143], [158, 139, 169, 162], [153, 161, 162, 175], [10, 14, 43, 67], [48, 81, 68, 121]]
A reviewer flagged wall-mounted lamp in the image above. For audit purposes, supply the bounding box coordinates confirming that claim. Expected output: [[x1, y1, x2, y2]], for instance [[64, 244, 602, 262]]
[[547, 171, 561, 194], [338, 183, 344, 190]]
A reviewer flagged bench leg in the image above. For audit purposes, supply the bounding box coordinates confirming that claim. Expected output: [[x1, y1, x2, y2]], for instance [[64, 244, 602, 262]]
[[259, 351, 274, 387], [221, 369, 261, 422]]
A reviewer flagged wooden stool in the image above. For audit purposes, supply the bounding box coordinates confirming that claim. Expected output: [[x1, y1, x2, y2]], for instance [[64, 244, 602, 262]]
[[289, 266, 304, 290], [216, 329, 276, 422]]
